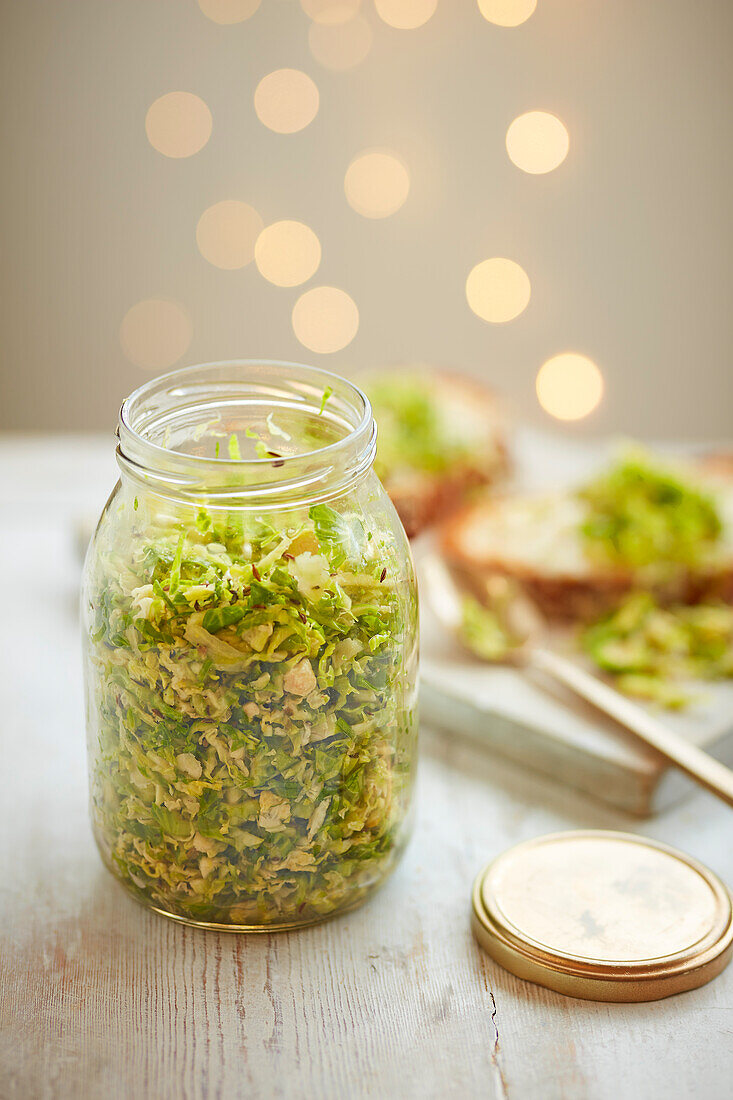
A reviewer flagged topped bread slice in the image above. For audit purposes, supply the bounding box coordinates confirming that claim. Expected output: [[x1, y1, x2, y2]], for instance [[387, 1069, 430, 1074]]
[[441, 450, 733, 622], [362, 366, 508, 537]]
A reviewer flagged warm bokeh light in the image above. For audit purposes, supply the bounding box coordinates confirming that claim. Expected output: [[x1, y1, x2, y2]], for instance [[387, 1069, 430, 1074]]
[[254, 69, 320, 134], [374, 0, 438, 30], [308, 16, 373, 70], [465, 258, 531, 323], [255, 221, 322, 287], [300, 0, 361, 24], [344, 151, 410, 218], [197, 0, 261, 23], [145, 92, 212, 159], [120, 300, 193, 371], [292, 286, 359, 353], [477, 0, 536, 27], [506, 111, 569, 174], [536, 353, 604, 420], [196, 201, 264, 269]]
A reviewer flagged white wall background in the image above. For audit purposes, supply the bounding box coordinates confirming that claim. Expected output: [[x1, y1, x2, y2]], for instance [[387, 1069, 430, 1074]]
[[1, 0, 731, 437]]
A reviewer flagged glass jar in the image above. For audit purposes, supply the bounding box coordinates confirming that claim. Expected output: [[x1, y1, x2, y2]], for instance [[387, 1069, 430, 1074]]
[[82, 361, 418, 931]]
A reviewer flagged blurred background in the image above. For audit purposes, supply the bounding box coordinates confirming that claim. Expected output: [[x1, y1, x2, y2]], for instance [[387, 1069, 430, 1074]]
[[1, 0, 732, 437]]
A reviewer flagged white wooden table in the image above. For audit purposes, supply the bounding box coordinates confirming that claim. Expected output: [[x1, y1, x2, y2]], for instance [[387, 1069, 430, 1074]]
[[1, 436, 731, 1100]]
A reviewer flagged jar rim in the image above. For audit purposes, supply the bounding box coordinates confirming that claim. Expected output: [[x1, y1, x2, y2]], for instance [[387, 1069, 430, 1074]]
[[116, 359, 377, 506]]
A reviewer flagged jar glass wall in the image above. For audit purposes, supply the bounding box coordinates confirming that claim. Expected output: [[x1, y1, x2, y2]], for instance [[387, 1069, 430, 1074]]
[[82, 362, 418, 931]]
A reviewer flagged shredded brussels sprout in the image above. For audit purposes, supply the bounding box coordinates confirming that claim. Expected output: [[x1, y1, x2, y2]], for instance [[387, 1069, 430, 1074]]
[[86, 498, 416, 927], [459, 596, 512, 661], [582, 592, 733, 708], [579, 452, 723, 570], [367, 374, 468, 478]]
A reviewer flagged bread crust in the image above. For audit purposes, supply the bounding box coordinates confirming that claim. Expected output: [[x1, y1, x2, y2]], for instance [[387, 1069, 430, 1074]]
[[389, 443, 509, 538]]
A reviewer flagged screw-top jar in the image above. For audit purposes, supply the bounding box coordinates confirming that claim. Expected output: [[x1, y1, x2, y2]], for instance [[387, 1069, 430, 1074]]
[[82, 361, 418, 930]]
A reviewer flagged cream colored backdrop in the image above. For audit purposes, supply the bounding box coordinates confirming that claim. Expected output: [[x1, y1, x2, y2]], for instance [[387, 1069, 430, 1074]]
[[1, 0, 731, 436]]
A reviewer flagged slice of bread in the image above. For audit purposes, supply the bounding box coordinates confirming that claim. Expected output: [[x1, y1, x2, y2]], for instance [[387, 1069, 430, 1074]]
[[440, 454, 733, 623], [362, 367, 509, 537]]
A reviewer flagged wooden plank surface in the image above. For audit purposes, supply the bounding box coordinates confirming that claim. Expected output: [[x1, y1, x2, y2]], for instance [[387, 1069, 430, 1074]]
[[1, 436, 732, 1100]]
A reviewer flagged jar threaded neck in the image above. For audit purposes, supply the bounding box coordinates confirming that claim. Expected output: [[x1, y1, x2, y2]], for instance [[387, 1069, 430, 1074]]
[[116, 360, 376, 507]]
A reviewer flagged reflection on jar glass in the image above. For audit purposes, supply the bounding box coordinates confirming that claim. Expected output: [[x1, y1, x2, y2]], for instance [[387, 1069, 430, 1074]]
[[82, 361, 419, 931]]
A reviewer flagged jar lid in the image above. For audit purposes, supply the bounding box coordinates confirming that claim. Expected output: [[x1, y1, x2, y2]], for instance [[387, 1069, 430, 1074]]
[[471, 830, 733, 1002]]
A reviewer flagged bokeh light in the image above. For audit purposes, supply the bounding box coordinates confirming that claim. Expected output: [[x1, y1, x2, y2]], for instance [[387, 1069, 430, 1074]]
[[308, 16, 373, 70], [292, 286, 359, 353], [197, 0, 261, 23], [506, 111, 569, 174], [120, 300, 193, 371], [255, 221, 322, 287], [196, 201, 264, 269], [536, 353, 604, 420], [374, 0, 438, 30], [344, 151, 410, 218], [145, 92, 212, 159], [300, 0, 361, 24], [465, 258, 531, 323], [254, 69, 320, 134], [477, 0, 536, 27]]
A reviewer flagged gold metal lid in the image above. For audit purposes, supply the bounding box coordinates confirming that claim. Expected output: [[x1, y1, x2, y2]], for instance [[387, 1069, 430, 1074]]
[[472, 830, 733, 1002]]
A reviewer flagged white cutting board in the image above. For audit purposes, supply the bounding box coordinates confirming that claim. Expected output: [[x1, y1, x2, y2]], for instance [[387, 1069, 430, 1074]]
[[417, 429, 733, 817]]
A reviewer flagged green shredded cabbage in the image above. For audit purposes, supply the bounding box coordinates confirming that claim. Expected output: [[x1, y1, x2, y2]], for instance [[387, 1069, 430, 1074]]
[[579, 452, 723, 570], [367, 375, 452, 478], [85, 496, 417, 927], [582, 592, 733, 708], [459, 595, 515, 661]]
